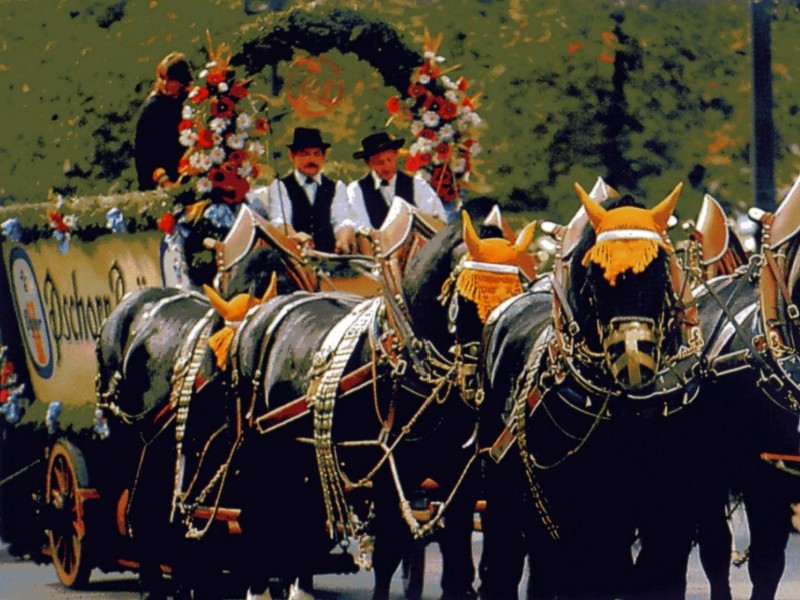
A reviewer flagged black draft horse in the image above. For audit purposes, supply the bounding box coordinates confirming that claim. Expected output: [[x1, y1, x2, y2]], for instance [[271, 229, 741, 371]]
[[691, 205, 800, 600], [94, 244, 289, 599], [478, 183, 721, 599], [223, 203, 536, 600]]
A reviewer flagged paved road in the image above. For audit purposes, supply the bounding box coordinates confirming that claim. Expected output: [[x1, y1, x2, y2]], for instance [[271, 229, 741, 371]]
[[3, 518, 800, 600]]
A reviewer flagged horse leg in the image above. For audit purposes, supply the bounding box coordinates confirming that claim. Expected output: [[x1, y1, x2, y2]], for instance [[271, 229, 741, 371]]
[[478, 461, 525, 600], [371, 492, 412, 600], [744, 486, 791, 600], [438, 477, 477, 600], [696, 495, 733, 600]]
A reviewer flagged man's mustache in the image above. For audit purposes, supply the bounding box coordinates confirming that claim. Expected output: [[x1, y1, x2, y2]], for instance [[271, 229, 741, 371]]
[[304, 162, 320, 169]]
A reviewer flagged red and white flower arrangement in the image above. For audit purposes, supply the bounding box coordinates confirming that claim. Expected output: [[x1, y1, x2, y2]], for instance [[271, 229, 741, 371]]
[[386, 30, 484, 203], [172, 33, 269, 231]]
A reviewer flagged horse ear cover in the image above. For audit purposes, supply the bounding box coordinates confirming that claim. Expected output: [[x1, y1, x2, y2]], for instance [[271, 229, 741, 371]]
[[577, 182, 680, 286]]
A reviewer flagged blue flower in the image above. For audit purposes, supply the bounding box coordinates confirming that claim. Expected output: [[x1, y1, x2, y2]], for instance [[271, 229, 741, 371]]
[[0, 389, 23, 425], [1, 218, 23, 242], [205, 203, 236, 230], [105, 208, 127, 233], [93, 408, 110, 439], [53, 230, 70, 253], [46, 400, 62, 435]]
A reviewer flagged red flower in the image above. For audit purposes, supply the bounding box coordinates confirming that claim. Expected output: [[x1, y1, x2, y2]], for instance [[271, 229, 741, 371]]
[[209, 167, 249, 204], [423, 95, 445, 112], [229, 82, 248, 99], [228, 150, 245, 164], [420, 62, 440, 79], [206, 70, 226, 86], [386, 96, 402, 114], [408, 84, 427, 98], [435, 142, 451, 160], [461, 97, 475, 110], [438, 101, 458, 120], [189, 86, 209, 104], [431, 166, 458, 202], [48, 210, 69, 233], [158, 213, 176, 235], [405, 154, 423, 172], [254, 117, 270, 134], [211, 96, 235, 119], [457, 77, 468, 91], [178, 119, 194, 131], [419, 128, 438, 140], [197, 128, 215, 149], [251, 164, 260, 179]]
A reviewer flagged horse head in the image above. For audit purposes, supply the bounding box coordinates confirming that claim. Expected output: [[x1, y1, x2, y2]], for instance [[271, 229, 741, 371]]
[[570, 182, 682, 391], [402, 200, 537, 355]]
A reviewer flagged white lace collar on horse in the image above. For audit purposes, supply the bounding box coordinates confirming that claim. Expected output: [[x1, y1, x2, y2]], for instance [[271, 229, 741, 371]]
[[595, 229, 663, 243]]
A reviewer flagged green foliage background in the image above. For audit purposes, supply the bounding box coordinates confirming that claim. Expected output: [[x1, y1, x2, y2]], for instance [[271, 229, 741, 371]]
[[3, 0, 800, 225]]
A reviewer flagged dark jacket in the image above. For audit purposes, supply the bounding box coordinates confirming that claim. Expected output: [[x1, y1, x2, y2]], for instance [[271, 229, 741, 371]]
[[134, 94, 186, 190], [281, 174, 336, 253], [357, 171, 415, 229]]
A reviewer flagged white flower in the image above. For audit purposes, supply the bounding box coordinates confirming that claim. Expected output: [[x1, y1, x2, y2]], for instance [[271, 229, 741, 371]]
[[236, 112, 252, 130], [237, 163, 253, 178], [218, 82, 229, 93], [422, 111, 440, 127], [227, 132, 247, 149], [181, 105, 194, 119], [410, 121, 425, 136], [418, 74, 430, 85], [189, 152, 212, 172], [424, 50, 436, 59], [444, 90, 458, 103], [468, 142, 482, 157], [195, 177, 213, 194], [435, 55, 445, 64], [467, 112, 482, 126], [438, 124, 455, 142], [209, 118, 228, 134], [411, 138, 434, 155], [63, 214, 78, 229], [179, 129, 197, 147], [247, 141, 266, 156], [441, 75, 457, 90], [452, 157, 468, 174], [198, 69, 208, 80], [209, 147, 226, 164]]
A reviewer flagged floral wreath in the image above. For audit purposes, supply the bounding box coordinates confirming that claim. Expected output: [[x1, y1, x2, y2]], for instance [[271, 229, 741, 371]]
[[386, 30, 484, 203], [159, 32, 270, 240]]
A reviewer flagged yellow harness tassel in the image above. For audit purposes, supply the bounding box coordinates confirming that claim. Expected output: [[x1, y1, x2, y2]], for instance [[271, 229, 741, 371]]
[[582, 239, 667, 286], [455, 267, 523, 322], [208, 327, 235, 371]]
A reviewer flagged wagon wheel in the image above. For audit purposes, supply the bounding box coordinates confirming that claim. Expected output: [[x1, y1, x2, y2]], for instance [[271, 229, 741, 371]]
[[45, 439, 93, 588], [401, 540, 426, 600]]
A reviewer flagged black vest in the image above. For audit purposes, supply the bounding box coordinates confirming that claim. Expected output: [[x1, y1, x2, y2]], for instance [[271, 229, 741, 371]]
[[281, 174, 336, 253], [357, 172, 415, 229]]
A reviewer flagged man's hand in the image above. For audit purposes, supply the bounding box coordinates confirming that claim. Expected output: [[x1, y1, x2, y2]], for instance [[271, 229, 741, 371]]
[[335, 226, 356, 254]]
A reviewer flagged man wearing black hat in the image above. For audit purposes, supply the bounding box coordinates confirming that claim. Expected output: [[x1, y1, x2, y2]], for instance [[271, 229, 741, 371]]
[[347, 131, 448, 230], [251, 127, 355, 253]]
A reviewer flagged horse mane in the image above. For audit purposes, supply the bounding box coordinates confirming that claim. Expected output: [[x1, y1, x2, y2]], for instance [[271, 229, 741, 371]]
[[224, 246, 295, 299], [402, 197, 499, 350]]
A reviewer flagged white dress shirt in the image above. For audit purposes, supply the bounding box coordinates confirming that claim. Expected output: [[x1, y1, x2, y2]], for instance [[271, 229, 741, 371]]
[[247, 169, 352, 232], [345, 171, 449, 230]]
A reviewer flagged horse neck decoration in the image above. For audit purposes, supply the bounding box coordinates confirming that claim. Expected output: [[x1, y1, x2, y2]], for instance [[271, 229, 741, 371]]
[[557, 181, 690, 392]]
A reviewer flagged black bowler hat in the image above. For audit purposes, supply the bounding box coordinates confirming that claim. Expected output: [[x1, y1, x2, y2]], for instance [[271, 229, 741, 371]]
[[353, 132, 405, 160], [287, 127, 331, 152]]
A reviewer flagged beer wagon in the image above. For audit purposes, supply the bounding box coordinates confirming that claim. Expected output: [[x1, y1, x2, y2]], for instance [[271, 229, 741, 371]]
[[0, 191, 199, 586]]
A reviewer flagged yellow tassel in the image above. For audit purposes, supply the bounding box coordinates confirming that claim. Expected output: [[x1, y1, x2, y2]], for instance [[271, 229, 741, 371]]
[[455, 267, 523, 322], [582, 239, 669, 286], [208, 327, 235, 371]]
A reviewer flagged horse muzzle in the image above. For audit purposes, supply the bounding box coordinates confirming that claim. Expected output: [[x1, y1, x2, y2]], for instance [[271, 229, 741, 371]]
[[602, 317, 660, 391]]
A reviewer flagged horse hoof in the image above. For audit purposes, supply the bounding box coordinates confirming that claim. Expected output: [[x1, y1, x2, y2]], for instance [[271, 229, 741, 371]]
[[289, 581, 315, 600]]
